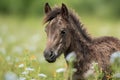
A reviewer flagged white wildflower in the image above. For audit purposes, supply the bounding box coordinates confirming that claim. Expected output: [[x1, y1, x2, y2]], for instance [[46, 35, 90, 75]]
[[56, 68, 66, 73], [5, 56, 11, 61], [66, 51, 76, 62], [0, 47, 6, 54], [38, 73, 47, 78], [4, 71, 18, 80], [18, 77, 26, 80], [92, 62, 98, 68], [113, 73, 120, 78], [25, 67, 34, 71], [110, 51, 120, 63], [18, 64, 24, 68], [21, 71, 29, 75], [72, 68, 77, 72], [12, 46, 23, 54], [7, 35, 16, 43]]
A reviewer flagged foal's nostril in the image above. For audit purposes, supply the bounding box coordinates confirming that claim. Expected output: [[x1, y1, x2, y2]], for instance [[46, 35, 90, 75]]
[[44, 50, 55, 59], [50, 50, 53, 56]]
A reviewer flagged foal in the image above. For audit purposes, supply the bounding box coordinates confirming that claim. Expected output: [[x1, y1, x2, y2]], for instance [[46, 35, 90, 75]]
[[43, 3, 120, 80]]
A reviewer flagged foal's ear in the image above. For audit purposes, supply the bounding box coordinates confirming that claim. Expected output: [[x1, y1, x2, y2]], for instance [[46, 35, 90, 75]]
[[61, 3, 69, 20], [44, 3, 51, 14]]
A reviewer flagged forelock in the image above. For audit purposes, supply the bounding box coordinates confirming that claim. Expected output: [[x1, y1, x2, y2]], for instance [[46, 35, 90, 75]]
[[44, 7, 61, 23]]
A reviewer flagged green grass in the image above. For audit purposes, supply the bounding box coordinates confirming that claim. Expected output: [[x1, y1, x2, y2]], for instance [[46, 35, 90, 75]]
[[0, 15, 120, 80]]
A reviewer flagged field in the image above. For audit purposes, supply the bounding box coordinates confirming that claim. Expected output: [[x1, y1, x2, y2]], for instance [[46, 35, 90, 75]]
[[0, 15, 120, 80]]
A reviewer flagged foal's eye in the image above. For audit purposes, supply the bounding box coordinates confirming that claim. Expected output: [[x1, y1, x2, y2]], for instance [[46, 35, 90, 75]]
[[60, 30, 66, 36]]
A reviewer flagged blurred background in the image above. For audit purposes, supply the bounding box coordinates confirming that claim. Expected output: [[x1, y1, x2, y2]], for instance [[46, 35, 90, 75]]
[[0, 0, 120, 80], [0, 0, 120, 18]]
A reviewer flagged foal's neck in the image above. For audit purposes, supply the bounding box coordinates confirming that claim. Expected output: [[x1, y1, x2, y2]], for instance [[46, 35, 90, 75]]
[[64, 16, 93, 62], [65, 30, 91, 58]]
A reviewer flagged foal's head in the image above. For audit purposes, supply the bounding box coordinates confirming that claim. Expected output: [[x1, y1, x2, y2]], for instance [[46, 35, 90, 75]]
[[43, 3, 72, 63]]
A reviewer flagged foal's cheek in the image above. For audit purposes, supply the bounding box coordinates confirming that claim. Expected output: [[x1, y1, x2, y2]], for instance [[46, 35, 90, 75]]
[[65, 36, 71, 48]]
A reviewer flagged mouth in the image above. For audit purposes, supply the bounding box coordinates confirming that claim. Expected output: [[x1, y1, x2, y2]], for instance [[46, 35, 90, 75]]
[[46, 58, 56, 63], [45, 57, 56, 63], [45, 54, 57, 63]]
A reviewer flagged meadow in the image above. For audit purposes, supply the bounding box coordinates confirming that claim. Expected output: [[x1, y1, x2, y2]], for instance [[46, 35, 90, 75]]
[[0, 15, 120, 80]]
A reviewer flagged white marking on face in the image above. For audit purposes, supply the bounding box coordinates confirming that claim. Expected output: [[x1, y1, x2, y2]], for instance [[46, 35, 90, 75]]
[[54, 43, 62, 56], [83, 62, 98, 78], [59, 38, 62, 43]]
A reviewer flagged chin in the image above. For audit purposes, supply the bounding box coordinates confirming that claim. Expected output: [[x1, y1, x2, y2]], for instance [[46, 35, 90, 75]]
[[46, 59, 56, 63]]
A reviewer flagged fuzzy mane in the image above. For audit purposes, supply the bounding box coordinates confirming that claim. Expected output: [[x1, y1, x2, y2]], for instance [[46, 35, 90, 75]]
[[44, 7, 92, 42]]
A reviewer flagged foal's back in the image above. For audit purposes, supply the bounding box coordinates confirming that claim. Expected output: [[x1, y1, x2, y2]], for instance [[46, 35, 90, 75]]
[[91, 36, 120, 71]]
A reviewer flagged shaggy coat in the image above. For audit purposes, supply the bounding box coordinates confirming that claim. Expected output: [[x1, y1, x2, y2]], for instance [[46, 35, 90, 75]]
[[43, 3, 120, 80]]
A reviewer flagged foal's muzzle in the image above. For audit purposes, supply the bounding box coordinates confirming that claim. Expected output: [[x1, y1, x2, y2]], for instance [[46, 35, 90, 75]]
[[44, 50, 56, 63]]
